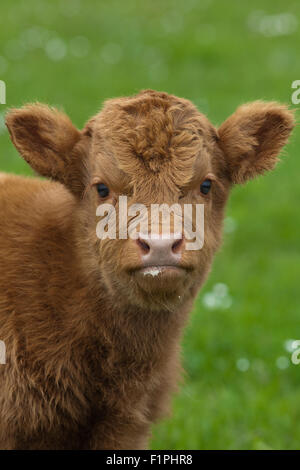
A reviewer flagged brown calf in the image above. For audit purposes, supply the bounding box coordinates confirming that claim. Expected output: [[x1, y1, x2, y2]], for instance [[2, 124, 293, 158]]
[[0, 90, 294, 449]]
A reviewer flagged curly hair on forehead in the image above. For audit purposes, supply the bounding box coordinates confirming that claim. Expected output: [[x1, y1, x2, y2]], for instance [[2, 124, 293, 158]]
[[94, 89, 216, 186]]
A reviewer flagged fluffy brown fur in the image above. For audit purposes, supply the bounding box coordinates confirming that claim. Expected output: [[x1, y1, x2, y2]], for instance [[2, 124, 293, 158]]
[[0, 90, 294, 449]]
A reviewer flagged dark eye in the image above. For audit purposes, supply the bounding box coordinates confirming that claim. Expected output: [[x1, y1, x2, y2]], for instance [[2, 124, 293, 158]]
[[200, 179, 212, 195], [96, 183, 110, 198]]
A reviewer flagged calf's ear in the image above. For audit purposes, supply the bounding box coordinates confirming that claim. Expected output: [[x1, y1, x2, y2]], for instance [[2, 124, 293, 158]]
[[218, 101, 295, 184], [5, 103, 89, 195]]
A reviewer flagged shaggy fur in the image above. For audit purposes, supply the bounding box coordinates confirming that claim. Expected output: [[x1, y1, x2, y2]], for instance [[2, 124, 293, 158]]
[[0, 90, 294, 449]]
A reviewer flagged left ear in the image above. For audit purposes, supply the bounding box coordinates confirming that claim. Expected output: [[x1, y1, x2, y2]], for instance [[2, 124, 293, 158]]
[[218, 101, 295, 184]]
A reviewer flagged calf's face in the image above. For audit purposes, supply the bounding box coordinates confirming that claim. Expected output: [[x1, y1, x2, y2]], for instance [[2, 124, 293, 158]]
[[6, 90, 294, 310]]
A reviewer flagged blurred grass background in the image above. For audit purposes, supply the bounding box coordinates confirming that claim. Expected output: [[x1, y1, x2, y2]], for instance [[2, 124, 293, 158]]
[[0, 0, 300, 450]]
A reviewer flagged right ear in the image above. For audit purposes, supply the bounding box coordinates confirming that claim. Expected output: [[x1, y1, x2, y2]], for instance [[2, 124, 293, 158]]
[[5, 103, 91, 196], [217, 101, 295, 184]]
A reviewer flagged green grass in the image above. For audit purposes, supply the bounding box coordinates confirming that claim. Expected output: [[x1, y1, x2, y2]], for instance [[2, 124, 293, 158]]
[[0, 0, 300, 450]]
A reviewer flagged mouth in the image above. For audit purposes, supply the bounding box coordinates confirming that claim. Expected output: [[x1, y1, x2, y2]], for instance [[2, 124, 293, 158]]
[[137, 265, 185, 278], [125, 264, 193, 302], [130, 265, 189, 282]]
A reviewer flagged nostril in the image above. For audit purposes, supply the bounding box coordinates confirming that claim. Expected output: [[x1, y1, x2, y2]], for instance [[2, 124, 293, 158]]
[[136, 238, 150, 254], [172, 237, 184, 254]]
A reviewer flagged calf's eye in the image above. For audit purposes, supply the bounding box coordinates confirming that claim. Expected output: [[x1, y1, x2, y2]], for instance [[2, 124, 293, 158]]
[[200, 179, 212, 195], [96, 183, 110, 198]]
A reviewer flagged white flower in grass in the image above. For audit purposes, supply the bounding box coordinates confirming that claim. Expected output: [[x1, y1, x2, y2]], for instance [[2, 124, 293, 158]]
[[276, 356, 290, 370], [224, 216, 237, 234], [236, 358, 250, 372], [45, 38, 67, 61], [247, 11, 297, 37], [20, 27, 49, 50], [284, 339, 298, 353], [202, 283, 232, 310]]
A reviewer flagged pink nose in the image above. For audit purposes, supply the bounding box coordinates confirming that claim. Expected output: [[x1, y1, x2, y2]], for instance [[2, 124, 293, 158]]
[[136, 233, 184, 266]]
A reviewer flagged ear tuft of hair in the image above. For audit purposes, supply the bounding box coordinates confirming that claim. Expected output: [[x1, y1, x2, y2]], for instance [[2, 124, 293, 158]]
[[5, 103, 85, 193], [218, 101, 295, 184]]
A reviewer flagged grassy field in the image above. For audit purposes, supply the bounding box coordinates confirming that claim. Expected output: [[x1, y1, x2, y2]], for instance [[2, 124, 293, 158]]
[[0, 0, 300, 450]]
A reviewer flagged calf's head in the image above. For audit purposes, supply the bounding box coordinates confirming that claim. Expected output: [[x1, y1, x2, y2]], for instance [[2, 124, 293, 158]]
[[6, 90, 294, 310]]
